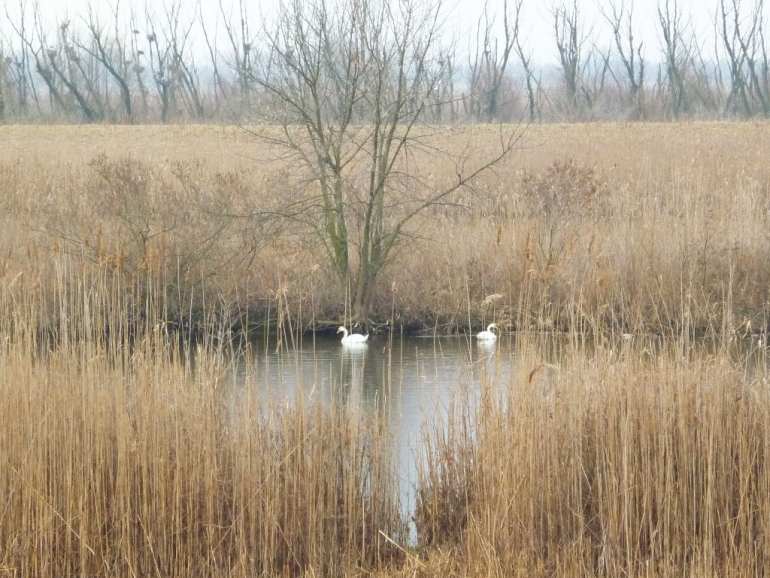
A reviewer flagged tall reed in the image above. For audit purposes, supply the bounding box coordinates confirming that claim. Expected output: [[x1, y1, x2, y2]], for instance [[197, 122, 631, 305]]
[[2, 124, 769, 335], [416, 333, 770, 576], [0, 259, 404, 576]]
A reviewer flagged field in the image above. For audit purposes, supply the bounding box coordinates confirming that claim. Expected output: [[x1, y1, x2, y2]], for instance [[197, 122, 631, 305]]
[[2, 122, 769, 334], [1, 123, 769, 576]]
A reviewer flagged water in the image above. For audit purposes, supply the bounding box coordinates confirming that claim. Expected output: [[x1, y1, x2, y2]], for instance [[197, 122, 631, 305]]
[[226, 330, 768, 540], [230, 331, 518, 535]]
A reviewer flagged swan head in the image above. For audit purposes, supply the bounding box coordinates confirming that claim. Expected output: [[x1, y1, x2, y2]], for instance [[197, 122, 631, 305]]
[[487, 323, 497, 332], [337, 326, 347, 334]]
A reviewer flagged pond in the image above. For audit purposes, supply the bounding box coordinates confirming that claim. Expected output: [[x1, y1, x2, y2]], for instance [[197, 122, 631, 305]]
[[226, 329, 766, 540], [231, 330, 521, 536]]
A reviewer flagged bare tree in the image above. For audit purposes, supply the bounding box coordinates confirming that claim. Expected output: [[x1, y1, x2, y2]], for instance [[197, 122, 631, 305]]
[[600, 0, 645, 118], [728, 0, 770, 116], [760, 6, 770, 104], [466, 0, 517, 122], [8, 5, 71, 117], [144, 9, 171, 121], [199, 3, 224, 112], [0, 45, 7, 120], [253, 0, 520, 320], [48, 18, 106, 122], [719, 0, 747, 116], [2, 49, 29, 117], [127, 14, 150, 120], [163, 0, 205, 119], [219, 0, 255, 104], [686, 24, 723, 115], [80, 3, 134, 121], [5, 0, 42, 115], [551, 0, 589, 114], [426, 45, 455, 122], [512, 0, 539, 122], [581, 44, 611, 115], [657, 0, 690, 118]]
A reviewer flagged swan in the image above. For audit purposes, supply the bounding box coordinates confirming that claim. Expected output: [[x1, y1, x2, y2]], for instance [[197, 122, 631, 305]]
[[337, 326, 369, 345], [477, 323, 498, 341]]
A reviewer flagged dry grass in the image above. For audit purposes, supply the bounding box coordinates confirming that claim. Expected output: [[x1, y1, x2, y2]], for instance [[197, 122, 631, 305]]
[[2, 123, 770, 576], [416, 335, 770, 576], [1, 123, 769, 335], [0, 262, 404, 576]]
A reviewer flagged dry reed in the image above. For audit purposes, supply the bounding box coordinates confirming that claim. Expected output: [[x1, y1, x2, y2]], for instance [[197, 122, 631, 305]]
[[0, 260, 404, 576], [1, 123, 768, 335], [416, 334, 770, 576], [2, 123, 770, 576]]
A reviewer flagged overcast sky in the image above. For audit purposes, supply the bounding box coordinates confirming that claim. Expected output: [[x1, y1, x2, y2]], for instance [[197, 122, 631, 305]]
[[1, 0, 736, 67]]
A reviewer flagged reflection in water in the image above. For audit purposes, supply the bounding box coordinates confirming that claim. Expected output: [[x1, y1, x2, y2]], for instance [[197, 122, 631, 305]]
[[230, 332, 516, 535], [223, 330, 768, 540]]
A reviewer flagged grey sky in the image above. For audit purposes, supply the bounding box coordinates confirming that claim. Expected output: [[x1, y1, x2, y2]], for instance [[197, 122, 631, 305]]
[[2, 0, 735, 67]]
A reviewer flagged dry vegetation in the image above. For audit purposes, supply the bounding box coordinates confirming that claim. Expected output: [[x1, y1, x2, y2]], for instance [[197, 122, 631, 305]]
[[414, 332, 770, 576], [0, 265, 404, 576], [1, 123, 769, 335], [1, 123, 770, 576]]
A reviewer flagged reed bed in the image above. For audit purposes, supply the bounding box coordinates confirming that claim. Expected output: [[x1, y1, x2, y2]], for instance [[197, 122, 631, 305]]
[[0, 262, 404, 577], [415, 334, 770, 576], [0, 123, 769, 334], [2, 123, 770, 576]]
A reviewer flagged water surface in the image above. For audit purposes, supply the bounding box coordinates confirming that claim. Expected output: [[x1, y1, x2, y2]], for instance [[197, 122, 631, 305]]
[[232, 332, 518, 532]]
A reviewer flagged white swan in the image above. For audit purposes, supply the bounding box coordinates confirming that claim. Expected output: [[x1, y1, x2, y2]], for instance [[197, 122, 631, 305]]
[[337, 326, 369, 345], [477, 323, 498, 341]]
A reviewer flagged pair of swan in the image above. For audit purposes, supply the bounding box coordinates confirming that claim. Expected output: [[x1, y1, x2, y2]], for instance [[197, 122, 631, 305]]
[[337, 324, 498, 344]]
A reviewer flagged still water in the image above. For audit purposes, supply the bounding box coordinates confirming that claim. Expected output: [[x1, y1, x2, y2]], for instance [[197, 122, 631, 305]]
[[226, 330, 767, 538], [230, 331, 518, 532]]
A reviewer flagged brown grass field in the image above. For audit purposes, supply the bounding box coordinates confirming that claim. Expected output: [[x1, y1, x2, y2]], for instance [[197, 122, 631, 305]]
[[1, 122, 769, 334], [1, 123, 769, 576]]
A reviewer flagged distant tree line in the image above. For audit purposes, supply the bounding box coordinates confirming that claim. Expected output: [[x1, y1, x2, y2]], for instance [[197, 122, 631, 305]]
[[1, 0, 769, 124]]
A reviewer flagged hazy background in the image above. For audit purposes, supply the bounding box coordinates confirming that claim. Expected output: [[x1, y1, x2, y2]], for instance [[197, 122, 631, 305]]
[[1, 0, 765, 123], [5, 0, 719, 67]]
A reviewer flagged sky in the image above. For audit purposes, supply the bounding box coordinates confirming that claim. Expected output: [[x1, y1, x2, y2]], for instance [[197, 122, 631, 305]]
[[0, 0, 742, 67]]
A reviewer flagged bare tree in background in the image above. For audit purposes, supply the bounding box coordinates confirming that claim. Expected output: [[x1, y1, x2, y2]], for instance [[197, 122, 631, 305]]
[[144, 10, 171, 121], [47, 18, 105, 122], [163, 1, 205, 119], [580, 44, 611, 115], [199, 3, 224, 113], [253, 0, 519, 320], [5, 0, 44, 115], [0, 44, 7, 120], [3, 4, 24, 116], [719, 0, 750, 116], [550, 0, 588, 115], [512, 0, 539, 123], [10, 8, 70, 117], [127, 14, 150, 120], [466, 0, 517, 122], [427, 45, 455, 122], [219, 0, 255, 105], [759, 3, 770, 108], [722, 0, 770, 116], [7, 0, 770, 123], [600, 0, 645, 118], [687, 23, 723, 115], [657, 0, 691, 118], [2, 47, 31, 117], [81, 4, 134, 121]]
